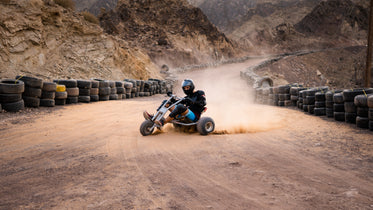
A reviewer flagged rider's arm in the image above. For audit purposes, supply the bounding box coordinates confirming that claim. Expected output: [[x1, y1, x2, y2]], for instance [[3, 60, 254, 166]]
[[194, 91, 206, 107]]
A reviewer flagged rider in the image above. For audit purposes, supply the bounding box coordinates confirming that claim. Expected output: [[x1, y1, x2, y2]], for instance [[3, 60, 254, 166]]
[[143, 79, 206, 127]]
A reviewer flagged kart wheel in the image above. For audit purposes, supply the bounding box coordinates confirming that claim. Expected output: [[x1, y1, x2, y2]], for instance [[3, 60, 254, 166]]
[[197, 117, 215, 135], [140, 120, 154, 136]]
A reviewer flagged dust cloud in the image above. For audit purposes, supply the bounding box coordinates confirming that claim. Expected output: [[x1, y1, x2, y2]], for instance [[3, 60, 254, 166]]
[[177, 61, 285, 134]]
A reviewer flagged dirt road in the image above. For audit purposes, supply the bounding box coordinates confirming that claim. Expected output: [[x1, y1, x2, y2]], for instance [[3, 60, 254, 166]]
[[1, 59, 373, 209]]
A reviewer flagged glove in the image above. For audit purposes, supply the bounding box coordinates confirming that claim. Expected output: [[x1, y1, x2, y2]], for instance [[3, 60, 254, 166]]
[[183, 98, 193, 105]]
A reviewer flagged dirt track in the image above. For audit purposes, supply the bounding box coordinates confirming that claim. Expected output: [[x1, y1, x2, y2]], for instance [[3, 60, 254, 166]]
[[1, 59, 373, 209]]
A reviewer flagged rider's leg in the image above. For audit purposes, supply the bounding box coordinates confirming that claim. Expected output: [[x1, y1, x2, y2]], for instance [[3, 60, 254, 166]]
[[155, 104, 188, 126]]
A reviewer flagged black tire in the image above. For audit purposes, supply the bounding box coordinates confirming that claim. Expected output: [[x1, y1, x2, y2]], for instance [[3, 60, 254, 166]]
[[354, 94, 370, 107], [40, 99, 55, 107], [333, 103, 345, 112], [284, 100, 293, 107], [23, 96, 40, 107], [117, 87, 125, 94], [356, 117, 369, 129], [357, 107, 369, 117], [367, 95, 373, 108], [42, 82, 57, 92], [314, 108, 326, 116], [77, 80, 92, 89], [144, 92, 150, 97], [110, 87, 117, 95], [325, 101, 334, 108], [343, 88, 373, 102], [2, 99, 24, 112], [124, 82, 133, 89], [315, 101, 325, 108], [66, 87, 79, 97], [197, 117, 215, 135], [326, 108, 334, 118], [315, 92, 325, 101], [66, 96, 78, 104], [344, 102, 356, 113], [0, 79, 25, 94], [303, 105, 308, 112], [79, 88, 90, 96], [334, 112, 345, 121], [55, 99, 66, 106], [290, 95, 298, 101], [333, 93, 344, 104], [90, 95, 99, 102], [78, 96, 90, 103], [369, 120, 373, 131], [91, 80, 99, 88], [16, 76, 43, 88], [55, 91, 68, 99], [278, 101, 285, 106], [41, 91, 55, 99], [140, 120, 155, 136], [90, 88, 99, 95], [99, 95, 110, 101], [99, 87, 110, 95], [308, 105, 315, 114], [326, 90, 342, 101], [345, 112, 357, 124], [53, 79, 77, 88], [139, 92, 145, 97], [0, 93, 22, 103], [369, 109, 373, 120], [23, 87, 42, 98], [109, 94, 118, 100], [115, 81, 124, 88], [306, 96, 315, 105]]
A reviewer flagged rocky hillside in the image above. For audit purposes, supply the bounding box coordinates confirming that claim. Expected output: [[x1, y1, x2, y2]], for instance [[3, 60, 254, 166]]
[[73, 0, 118, 16], [99, 0, 237, 68], [0, 0, 161, 81], [191, 0, 369, 53]]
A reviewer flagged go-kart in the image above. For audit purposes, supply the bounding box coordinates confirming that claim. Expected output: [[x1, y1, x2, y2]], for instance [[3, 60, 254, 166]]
[[140, 92, 215, 136]]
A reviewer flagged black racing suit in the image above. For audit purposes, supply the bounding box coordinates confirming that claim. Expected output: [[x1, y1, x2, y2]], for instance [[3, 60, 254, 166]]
[[169, 90, 206, 120]]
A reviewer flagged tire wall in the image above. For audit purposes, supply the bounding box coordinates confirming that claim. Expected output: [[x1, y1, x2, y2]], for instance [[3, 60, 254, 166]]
[[0, 76, 174, 113]]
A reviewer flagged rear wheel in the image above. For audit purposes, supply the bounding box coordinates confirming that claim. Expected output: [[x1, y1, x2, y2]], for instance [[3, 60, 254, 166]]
[[140, 120, 155, 136], [197, 117, 215, 135]]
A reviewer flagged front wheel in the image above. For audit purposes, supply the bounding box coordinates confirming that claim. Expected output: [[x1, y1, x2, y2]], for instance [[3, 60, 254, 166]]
[[140, 120, 155, 136], [197, 117, 215, 135]]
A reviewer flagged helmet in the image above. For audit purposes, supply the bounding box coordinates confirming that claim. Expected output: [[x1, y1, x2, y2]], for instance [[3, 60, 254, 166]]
[[182, 79, 195, 95]]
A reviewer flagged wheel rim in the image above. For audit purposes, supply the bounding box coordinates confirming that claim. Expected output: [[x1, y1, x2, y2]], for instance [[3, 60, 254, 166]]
[[205, 121, 214, 132]]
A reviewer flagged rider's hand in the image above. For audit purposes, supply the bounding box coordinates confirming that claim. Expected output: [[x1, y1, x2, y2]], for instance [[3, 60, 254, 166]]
[[183, 98, 193, 105]]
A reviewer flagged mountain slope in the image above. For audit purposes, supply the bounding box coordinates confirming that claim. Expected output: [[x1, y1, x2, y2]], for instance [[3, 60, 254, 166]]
[[0, 0, 160, 80], [99, 0, 237, 68]]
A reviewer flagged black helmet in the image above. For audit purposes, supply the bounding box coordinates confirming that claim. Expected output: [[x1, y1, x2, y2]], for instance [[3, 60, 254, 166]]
[[182, 79, 195, 95]]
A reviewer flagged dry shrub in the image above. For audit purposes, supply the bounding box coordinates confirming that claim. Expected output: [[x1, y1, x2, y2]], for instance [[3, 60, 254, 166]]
[[54, 0, 75, 10], [81, 11, 99, 25]]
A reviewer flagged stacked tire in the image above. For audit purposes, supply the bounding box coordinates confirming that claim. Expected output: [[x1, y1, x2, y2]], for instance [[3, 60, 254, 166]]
[[96, 80, 110, 101], [0, 79, 25, 112], [54, 79, 79, 104], [16, 76, 43, 108], [314, 92, 326, 116], [368, 95, 373, 131], [343, 89, 373, 124], [77, 80, 92, 103], [298, 89, 306, 110], [278, 85, 290, 106], [333, 93, 345, 121], [354, 94, 372, 129], [55, 84, 68, 105], [40, 82, 56, 107], [290, 86, 305, 107], [302, 89, 314, 113], [90, 80, 99, 102], [115, 81, 126, 99], [123, 81, 133, 99], [325, 90, 342, 118]]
